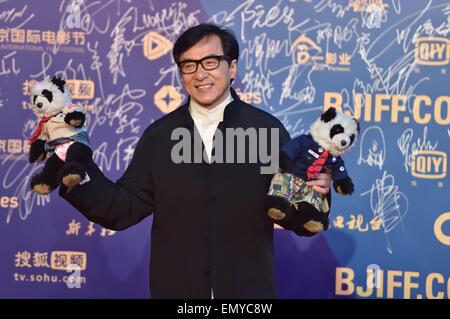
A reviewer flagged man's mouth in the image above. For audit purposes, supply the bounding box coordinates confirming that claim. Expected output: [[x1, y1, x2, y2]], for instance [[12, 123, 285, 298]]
[[195, 83, 213, 89]]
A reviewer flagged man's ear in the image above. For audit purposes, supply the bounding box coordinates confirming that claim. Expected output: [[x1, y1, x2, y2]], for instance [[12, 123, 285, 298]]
[[229, 59, 237, 81]]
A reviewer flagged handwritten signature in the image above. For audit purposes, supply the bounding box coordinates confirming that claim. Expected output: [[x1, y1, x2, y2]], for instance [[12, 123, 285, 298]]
[[361, 170, 408, 254], [358, 126, 385, 170], [397, 126, 438, 173], [2, 154, 50, 224], [88, 84, 145, 136], [93, 136, 139, 172]]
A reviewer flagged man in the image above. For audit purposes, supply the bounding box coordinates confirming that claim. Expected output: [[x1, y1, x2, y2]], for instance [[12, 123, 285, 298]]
[[60, 24, 331, 298]]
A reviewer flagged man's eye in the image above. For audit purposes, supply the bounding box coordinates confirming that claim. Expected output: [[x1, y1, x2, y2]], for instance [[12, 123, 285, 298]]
[[203, 59, 216, 66], [182, 63, 196, 70]]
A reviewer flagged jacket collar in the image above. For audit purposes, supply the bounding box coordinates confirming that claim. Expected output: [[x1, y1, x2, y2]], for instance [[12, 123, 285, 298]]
[[189, 93, 232, 124], [179, 87, 242, 130]]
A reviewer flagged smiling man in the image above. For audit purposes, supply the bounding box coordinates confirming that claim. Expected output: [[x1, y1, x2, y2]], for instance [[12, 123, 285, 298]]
[[176, 34, 236, 109], [60, 23, 331, 299]]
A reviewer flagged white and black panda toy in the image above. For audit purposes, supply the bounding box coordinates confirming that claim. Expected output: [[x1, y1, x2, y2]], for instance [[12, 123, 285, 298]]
[[267, 107, 359, 236], [28, 76, 92, 195]]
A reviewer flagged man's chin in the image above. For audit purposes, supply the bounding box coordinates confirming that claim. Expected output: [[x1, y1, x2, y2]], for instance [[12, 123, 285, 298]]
[[193, 97, 219, 109]]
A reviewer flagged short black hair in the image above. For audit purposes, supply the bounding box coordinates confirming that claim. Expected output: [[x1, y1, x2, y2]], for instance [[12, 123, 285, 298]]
[[173, 23, 239, 64]]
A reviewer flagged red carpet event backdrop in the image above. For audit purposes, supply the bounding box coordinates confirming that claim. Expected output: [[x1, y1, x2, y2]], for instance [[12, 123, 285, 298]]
[[0, 0, 449, 298]]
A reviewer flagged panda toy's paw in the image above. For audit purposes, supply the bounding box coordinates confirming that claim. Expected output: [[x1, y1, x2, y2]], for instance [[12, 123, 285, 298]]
[[64, 111, 85, 128], [266, 195, 293, 221], [333, 177, 354, 195]]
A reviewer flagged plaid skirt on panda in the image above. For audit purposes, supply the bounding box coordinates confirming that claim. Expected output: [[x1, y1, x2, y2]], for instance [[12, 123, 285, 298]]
[[267, 170, 329, 213]]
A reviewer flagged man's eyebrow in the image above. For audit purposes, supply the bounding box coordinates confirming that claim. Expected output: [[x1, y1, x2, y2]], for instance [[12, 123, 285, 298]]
[[179, 54, 222, 62]]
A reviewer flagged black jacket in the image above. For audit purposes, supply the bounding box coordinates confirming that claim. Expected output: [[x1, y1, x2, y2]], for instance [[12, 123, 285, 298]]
[[60, 88, 314, 298]]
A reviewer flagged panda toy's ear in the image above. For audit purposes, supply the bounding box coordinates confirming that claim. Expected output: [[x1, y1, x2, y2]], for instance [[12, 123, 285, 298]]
[[51, 76, 66, 93], [354, 118, 360, 134], [321, 107, 337, 123]]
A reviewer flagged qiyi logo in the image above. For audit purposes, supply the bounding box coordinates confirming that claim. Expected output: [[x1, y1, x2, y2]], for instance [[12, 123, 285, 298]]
[[411, 150, 447, 179], [66, 0, 83, 29], [414, 37, 450, 66]]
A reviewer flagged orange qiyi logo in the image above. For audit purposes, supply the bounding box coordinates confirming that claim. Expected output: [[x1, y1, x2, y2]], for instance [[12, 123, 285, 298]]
[[414, 37, 450, 66], [411, 150, 447, 179]]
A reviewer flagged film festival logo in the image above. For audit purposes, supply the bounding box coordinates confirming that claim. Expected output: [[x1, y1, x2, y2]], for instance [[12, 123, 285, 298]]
[[291, 35, 352, 72], [66, 0, 83, 29], [171, 127, 280, 174]]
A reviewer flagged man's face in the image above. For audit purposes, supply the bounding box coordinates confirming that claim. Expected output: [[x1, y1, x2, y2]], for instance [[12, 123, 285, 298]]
[[179, 35, 237, 109]]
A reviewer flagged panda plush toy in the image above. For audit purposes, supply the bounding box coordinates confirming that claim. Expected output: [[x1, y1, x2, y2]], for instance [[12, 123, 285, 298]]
[[28, 76, 92, 195], [267, 107, 359, 236]]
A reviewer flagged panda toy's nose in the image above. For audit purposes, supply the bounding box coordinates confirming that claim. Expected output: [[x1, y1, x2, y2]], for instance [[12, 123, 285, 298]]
[[341, 140, 347, 146], [36, 102, 43, 108]]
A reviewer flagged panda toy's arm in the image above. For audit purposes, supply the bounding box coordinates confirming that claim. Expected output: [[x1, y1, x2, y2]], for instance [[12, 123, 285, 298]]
[[29, 139, 47, 163], [333, 177, 354, 195], [279, 135, 309, 173], [64, 104, 86, 128], [330, 157, 354, 195]]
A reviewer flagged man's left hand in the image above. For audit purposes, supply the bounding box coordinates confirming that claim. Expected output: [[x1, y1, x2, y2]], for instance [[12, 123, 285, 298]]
[[306, 173, 331, 194]]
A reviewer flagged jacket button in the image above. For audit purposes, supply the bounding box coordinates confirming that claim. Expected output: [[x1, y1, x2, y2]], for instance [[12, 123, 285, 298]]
[[209, 195, 216, 202]]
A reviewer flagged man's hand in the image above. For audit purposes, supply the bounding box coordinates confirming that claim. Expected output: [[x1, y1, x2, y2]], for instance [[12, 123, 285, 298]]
[[306, 172, 331, 194]]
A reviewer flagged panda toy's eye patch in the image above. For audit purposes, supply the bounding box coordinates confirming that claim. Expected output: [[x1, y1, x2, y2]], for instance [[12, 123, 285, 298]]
[[41, 89, 53, 102], [33, 95, 38, 104], [330, 124, 344, 139]]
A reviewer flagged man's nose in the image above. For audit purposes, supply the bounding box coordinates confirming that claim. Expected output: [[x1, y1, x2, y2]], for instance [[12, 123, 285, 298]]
[[194, 65, 209, 80]]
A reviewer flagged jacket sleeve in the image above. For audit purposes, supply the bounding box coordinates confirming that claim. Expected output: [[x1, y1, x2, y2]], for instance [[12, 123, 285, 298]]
[[331, 156, 349, 181], [272, 128, 333, 236], [59, 132, 155, 230]]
